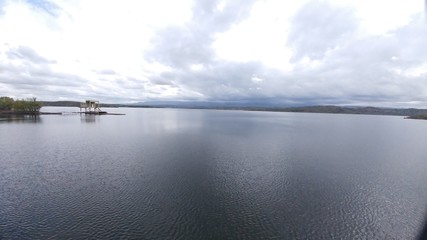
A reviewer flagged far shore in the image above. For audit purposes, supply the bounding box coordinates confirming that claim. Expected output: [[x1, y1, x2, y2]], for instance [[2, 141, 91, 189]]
[[3, 104, 427, 120], [405, 115, 427, 120]]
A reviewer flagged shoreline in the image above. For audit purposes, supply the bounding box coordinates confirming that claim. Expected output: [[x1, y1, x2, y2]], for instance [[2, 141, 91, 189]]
[[3, 107, 427, 119], [405, 115, 427, 120], [0, 111, 125, 116], [0, 111, 61, 115]]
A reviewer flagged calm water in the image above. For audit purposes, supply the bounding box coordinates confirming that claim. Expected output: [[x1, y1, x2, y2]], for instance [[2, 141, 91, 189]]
[[1, 107, 427, 239]]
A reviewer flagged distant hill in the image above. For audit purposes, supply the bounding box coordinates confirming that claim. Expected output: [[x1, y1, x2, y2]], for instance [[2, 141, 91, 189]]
[[41, 101, 81, 107], [41, 101, 427, 117], [271, 106, 427, 117], [132, 101, 427, 117]]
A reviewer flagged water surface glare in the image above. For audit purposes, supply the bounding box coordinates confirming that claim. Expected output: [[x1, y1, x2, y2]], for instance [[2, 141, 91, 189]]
[[1, 107, 427, 239]]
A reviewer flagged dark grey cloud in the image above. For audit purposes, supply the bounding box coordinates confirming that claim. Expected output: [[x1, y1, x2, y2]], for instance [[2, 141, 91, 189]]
[[115, 77, 146, 90], [0, 45, 146, 102], [147, 26, 213, 68], [6, 46, 56, 64], [95, 69, 117, 75], [0, 45, 85, 87], [287, 0, 358, 62], [146, 0, 378, 103], [145, 0, 427, 107], [151, 61, 266, 99], [147, 0, 257, 69], [150, 77, 176, 86], [0, 45, 91, 100], [146, 0, 268, 100], [0, 60, 87, 89], [284, 12, 427, 106]]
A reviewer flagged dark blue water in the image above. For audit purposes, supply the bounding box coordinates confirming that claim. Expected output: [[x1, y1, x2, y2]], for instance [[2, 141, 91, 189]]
[[1, 107, 427, 239]]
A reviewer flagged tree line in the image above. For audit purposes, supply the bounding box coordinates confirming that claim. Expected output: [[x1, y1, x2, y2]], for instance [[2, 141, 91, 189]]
[[0, 96, 42, 113]]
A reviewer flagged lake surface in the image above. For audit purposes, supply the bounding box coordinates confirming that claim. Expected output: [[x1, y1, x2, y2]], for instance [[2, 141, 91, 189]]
[[1, 107, 427, 239]]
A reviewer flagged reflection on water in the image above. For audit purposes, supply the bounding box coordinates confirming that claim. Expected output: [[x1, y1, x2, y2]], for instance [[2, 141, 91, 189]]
[[0, 115, 41, 123], [80, 114, 98, 123]]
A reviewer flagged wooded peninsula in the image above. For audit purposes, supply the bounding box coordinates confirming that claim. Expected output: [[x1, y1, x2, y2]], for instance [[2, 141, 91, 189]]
[[0, 96, 42, 114]]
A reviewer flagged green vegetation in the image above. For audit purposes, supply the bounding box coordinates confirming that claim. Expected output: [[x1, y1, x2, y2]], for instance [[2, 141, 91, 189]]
[[0, 96, 14, 110], [0, 96, 42, 114]]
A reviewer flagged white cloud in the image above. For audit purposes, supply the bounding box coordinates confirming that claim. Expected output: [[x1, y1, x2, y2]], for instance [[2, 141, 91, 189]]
[[251, 75, 263, 83], [334, 0, 423, 35], [190, 64, 204, 71], [213, 0, 298, 71]]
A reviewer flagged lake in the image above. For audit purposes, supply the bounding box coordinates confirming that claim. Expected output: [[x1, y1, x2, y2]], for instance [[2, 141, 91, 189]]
[[1, 107, 427, 239]]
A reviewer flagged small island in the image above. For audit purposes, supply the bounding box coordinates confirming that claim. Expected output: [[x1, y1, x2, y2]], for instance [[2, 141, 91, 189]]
[[79, 100, 107, 115]]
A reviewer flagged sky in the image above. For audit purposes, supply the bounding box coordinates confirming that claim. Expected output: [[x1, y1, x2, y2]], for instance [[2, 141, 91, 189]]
[[0, 0, 426, 107]]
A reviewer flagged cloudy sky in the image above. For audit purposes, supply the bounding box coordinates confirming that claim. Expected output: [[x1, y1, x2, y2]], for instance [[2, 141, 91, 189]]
[[0, 0, 426, 107]]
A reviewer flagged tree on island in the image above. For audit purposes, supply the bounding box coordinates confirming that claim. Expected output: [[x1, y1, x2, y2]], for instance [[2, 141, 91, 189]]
[[0, 96, 42, 113], [0, 96, 14, 110]]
